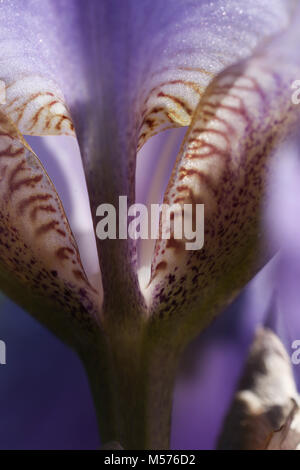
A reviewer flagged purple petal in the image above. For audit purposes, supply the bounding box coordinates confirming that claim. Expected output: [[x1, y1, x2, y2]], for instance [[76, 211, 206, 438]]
[[0, 111, 100, 342], [145, 11, 300, 343]]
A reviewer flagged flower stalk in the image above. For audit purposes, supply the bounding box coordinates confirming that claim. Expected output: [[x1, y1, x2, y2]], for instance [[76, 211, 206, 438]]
[[80, 319, 182, 450]]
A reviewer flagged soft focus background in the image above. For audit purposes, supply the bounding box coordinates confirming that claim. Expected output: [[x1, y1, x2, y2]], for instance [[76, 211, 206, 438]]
[[0, 131, 300, 449]]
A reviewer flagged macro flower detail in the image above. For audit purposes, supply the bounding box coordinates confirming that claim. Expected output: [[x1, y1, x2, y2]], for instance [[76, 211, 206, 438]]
[[0, 0, 300, 450], [0, 111, 100, 339]]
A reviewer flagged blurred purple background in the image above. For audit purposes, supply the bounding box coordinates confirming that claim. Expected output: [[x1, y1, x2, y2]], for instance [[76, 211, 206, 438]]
[[0, 266, 288, 450]]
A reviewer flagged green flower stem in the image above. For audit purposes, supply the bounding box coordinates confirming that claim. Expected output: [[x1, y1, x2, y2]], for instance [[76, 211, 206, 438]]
[[80, 321, 181, 450]]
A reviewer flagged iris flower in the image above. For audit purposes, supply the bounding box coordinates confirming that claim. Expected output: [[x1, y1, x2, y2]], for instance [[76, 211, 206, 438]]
[[1, 0, 300, 449]]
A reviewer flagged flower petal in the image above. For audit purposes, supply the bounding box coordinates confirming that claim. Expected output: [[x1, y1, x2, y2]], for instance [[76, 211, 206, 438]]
[[133, 0, 295, 149], [0, 0, 78, 135], [0, 110, 100, 343], [145, 21, 300, 338]]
